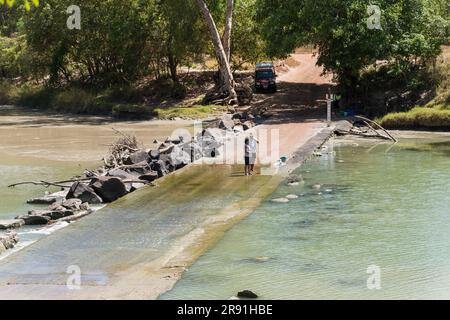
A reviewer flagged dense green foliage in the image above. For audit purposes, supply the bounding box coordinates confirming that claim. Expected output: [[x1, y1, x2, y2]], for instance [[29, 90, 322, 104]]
[[378, 107, 450, 129], [0, 0, 266, 86], [256, 0, 448, 97]]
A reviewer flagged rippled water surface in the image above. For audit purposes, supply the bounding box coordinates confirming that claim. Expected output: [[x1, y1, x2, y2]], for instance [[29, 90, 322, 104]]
[[163, 133, 450, 300], [0, 105, 192, 242]]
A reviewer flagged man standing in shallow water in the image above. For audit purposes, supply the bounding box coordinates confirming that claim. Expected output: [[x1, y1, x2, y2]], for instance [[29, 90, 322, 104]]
[[248, 133, 259, 174]]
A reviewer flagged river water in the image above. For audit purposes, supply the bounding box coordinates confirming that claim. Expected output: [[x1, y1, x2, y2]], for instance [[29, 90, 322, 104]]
[[0, 105, 192, 251], [162, 132, 450, 300], [1, 105, 450, 299]]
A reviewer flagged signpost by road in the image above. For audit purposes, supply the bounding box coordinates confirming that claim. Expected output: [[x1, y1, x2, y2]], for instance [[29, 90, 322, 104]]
[[326, 88, 333, 127]]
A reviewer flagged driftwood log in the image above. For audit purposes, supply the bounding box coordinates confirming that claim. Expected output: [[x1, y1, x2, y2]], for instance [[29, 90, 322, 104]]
[[8, 178, 150, 189]]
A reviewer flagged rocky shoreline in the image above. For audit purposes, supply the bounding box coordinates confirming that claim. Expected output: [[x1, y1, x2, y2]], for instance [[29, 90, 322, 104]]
[[0, 111, 258, 253]]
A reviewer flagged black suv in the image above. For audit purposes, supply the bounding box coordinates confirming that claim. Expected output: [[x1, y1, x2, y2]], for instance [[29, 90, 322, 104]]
[[254, 62, 277, 93]]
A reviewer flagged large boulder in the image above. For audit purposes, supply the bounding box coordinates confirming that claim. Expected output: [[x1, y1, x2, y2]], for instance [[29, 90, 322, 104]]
[[124, 150, 150, 165], [169, 146, 192, 169], [0, 219, 25, 230], [66, 182, 103, 204], [160, 154, 176, 173], [90, 177, 128, 203]]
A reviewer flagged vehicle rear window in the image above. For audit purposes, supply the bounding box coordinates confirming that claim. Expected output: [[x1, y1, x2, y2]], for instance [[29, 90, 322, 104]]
[[256, 70, 274, 79]]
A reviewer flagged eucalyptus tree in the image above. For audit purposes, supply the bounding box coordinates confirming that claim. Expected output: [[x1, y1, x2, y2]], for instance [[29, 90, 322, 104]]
[[195, 0, 237, 102]]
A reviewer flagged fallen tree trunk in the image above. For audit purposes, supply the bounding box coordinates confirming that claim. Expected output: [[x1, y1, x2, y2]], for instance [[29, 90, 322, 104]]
[[8, 178, 150, 188], [354, 115, 398, 142]]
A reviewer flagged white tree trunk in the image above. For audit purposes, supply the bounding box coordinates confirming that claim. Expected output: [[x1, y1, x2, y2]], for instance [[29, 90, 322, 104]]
[[223, 0, 234, 63], [195, 0, 237, 101]]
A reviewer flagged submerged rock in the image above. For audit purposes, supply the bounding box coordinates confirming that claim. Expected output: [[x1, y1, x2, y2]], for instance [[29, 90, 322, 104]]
[[0, 219, 25, 230], [312, 184, 322, 190], [27, 190, 68, 205], [286, 194, 299, 199], [90, 176, 128, 203], [271, 198, 289, 203], [66, 182, 103, 204], [237, 290, 258, 299], [288, 174, 303, 184]]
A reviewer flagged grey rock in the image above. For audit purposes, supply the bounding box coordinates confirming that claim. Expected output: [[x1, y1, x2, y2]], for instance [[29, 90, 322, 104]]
[[151, 160, 168, 177], [80, 203, 90, 211], [107, 168, 133, 180], [66, 182, 103, 204], [17, 214, 51, 226], [219, 118, 234, 130], [0, 231, 19, 250], [90, 176, 128, 203], [48, 202, 65, 211], [287, 174, 303, 184], [27, 210, 74, 221], [130, 183, 146, 192], [125, 150, 150, 165], [159, 144, 175, 155], [0, 219, 25, 230], [232, 113, 243, 120], [27, 190, 68, 205], [242, 121, 254, 131], [237, 290, 258, 299], [169, 146, 191, 169], [233, 125, 245, 134], [139, 172, 159, 182], [62, 198, 83, 210], [149, 149, 160, 160], [0, 242, 6, 254]]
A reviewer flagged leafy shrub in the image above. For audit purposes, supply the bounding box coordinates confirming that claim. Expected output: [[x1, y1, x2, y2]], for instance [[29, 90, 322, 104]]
[[378, 107, 450, 129]]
